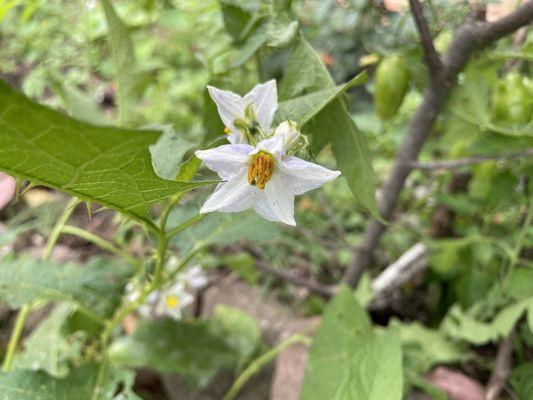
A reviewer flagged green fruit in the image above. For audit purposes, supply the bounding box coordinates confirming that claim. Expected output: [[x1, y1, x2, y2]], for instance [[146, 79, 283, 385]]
[[374, 55, 410, 120], [491, 72, 532, 124]]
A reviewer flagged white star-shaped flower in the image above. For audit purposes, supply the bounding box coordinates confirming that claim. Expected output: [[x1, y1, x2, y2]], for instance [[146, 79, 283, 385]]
[[154, 282, 194, 320], [207, 80, 278, 144], [196, 134, 340, 226]]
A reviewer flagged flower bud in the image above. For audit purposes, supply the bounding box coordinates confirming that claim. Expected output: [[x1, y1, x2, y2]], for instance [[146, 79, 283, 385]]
[[274, 120, 300, 151]]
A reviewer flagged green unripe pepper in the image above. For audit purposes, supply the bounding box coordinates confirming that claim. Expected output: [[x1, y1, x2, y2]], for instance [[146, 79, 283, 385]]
[[374, 55, 410, 120]]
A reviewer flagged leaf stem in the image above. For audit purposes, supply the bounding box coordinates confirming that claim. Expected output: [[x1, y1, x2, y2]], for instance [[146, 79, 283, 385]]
[[1, 303, 32, 371], [223, 334, 312, 400], [60, 225, 139, 266], [165, 213, 205, 240], [43, 197, 81, 261]]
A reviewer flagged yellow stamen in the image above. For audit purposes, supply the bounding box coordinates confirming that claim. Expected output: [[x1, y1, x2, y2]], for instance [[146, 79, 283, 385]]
[[165, 295, 179, 309], [224, 127, 231, 134], [248, 151, 275, 189]]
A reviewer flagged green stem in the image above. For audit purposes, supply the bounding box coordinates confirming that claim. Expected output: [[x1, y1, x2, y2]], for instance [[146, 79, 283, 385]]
[[1, 303, 32, 371], [60, 225, 139, 266], [166, 214, 205, 240], [223, 334, 311, 400], [43, 197, 81, 261]]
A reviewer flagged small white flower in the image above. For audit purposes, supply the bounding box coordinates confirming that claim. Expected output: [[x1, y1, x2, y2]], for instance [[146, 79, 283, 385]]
[[154, 282, 194, 320], [208, 80, 278, 144], [196, 134, 340, 226], [184, 265, 208, 289]]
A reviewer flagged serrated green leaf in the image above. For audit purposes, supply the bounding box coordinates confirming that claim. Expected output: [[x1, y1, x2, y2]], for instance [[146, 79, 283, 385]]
[[149, 126, 196, 180], [301, 286, 373, 400], [332, 330, 403, 400], [0, 257, 132, 320], [276, 71, 368, 126], [108, 318, 238, 387], [0, 81, 209, 228], [101, 0, 142, 127], [0, 364, 140, 400]]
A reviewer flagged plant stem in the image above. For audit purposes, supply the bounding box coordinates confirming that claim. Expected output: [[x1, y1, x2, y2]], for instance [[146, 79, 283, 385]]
[[166, 214, 205, 240], [60, 225, 139, 266], [43, 197, 81, 261], [223, 334, 312, 400], [1, 303, 31, 371]]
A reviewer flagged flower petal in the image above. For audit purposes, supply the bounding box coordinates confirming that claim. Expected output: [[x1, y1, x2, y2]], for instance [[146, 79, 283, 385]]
[[200, 169, 254, 214], [195, 144, 252, 180], [256, 134, 285, 158], [243, 80, 278, 132], [207, 85, 246, 144], [253, 173, 296, 226], [281, 156, 341, 195]]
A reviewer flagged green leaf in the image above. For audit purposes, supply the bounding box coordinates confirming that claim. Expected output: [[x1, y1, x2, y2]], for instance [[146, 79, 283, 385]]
[[0, 257, 132, 320], [211, 305, 261, 363], [149, 126, 196, 180], [219, 0, 259, 42], [279, 37, 334, 101], [307, 100, 379, 218], [276, 71, 368, 126], [279, 37, 378, 217], [391, 319, 468, 374], [49, 78, 107, 125], [13, 304, 83, 378], [230, 23, 268, 69], [301, 286, 373, 400], [510, 363, 533, 400], [267, 18, 299, 48], [442, 298, 533, 345], [0, 81, 208, 227], [332, 330, 403, 400], [109, 318, 239, 387], [101, 0, 142, 127], [0, 364, 140, 400]]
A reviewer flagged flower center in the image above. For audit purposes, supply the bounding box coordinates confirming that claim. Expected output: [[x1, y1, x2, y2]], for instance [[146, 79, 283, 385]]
[[248, 151, 275, 189], [165, 295, 179, 309]]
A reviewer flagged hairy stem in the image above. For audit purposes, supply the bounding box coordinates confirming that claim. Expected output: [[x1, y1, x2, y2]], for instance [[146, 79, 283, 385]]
[[1, 303, 31, 371]]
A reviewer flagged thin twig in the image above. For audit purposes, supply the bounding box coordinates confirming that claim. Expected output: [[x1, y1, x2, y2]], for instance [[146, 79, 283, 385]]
[[408, 0, 443, 80], [344, 2, 533, 288], [412, 148, 533, 171], [485, 326, 516, 400]]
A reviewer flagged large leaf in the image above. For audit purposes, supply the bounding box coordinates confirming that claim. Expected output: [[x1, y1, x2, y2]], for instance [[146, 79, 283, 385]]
[[301, 286, 373, 400], [279, 38, 378, 216], [101, 0, 142, 127], [108, 316, 250, 387], [0, 364, 140, 400], [0, 81, 207, 227], [332, 331, 403, 400], [308, 100, 379, 217], [0, 257, 132, 319]]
